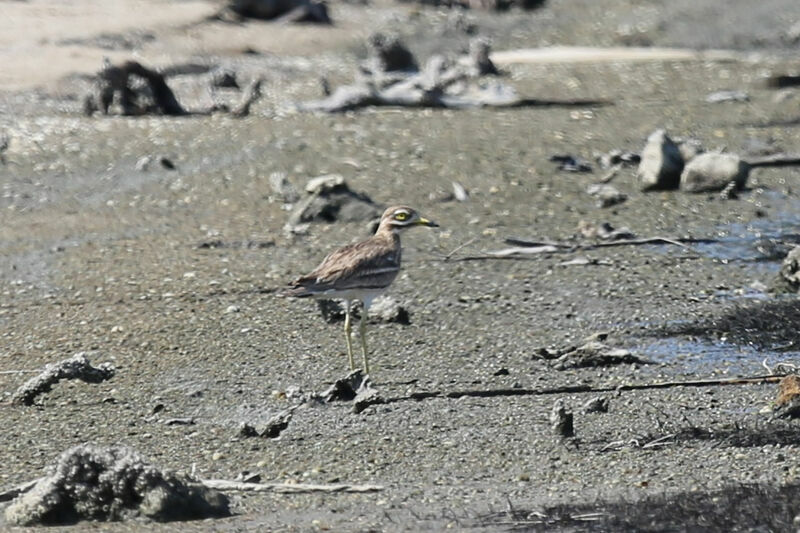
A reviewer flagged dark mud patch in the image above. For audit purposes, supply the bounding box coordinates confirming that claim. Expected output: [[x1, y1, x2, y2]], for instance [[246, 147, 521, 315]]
[[591, 419, 800, 453], [477, 481, 800, 532], [654, 298, 800, 352]]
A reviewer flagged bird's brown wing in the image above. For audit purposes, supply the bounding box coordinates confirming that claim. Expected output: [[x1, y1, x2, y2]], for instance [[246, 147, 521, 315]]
[[288, 235, 400, 296]]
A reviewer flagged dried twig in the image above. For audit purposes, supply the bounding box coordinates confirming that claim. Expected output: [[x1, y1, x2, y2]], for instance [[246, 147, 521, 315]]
[[202, 479, 383, 493], [641, 433, 677, 449], [442, 237, 478, 262], [762, 358, 799, 375]]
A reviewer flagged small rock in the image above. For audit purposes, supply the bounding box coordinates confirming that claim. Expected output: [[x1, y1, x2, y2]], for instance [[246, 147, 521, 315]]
[[554, 342, 643, 370], [577, 220, 635, 241], [164, 417, 195, 426], [262, 409, 293, 438], [235, 471, 262, 483], [136, 155, 175, 171], [582, 396, 609, 414], [452, 181, 469, 202], [287, 175, 381, 226], [754, 238, 791, 261], [135, 155, 153, 171], [493, 367, 509, 376], [706, 90, 749, 103], [680, 152, 750, 193], [550, 399, 574, 438], [239, 409, 293, 439], [353, 380, 383, 414], [316, 299, 346, 323], [225, 0, 331, 23], [368, 296, 410, 324], [538, 333, 647, 370], [210, 68, 239, 89], [587, 183, 627, 208], [305, 174, 345, 194], [269, 172, 300, 203], [463, 36, 499, 76], [550, 154, 592, 173], [675, 138, 704, 163], [224, 305, 240, 314], [363, 32, 418, 74], [785, 21, 800, 43], [595, 149, 640, 169], [777, 246, 800, 292], [323, 370, 366, 402], [637, 129, 684, 190]]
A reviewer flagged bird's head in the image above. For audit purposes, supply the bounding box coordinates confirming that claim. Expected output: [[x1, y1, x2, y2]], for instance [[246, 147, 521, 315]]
[[378, 205, 439, 233]]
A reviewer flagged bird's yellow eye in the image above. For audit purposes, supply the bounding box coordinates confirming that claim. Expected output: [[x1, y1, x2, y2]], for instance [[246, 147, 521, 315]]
[[394, 212, 408, 221]]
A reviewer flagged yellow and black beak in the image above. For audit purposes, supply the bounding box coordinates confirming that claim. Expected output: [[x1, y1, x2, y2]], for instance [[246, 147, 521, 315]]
[[418, 217, 439, 228]]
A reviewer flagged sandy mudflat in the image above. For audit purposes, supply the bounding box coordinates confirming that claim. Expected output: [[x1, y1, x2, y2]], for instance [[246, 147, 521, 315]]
[[2, 0, 800, 531]]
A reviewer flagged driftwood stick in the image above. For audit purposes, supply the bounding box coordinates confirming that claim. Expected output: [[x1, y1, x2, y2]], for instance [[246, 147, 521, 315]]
[[745, 153, 800, 168], [506, 236, 718, 249], [504, 237, 567, 248], [354, 375, 785, 410], [202, 479, 383, 493]]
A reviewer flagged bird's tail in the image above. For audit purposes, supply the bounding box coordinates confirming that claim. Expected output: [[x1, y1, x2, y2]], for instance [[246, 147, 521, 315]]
[[277, 285, 314, 298]]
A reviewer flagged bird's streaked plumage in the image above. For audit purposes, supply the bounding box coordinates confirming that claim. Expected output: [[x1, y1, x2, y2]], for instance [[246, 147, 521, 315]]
[[283, 205, 438, 374]]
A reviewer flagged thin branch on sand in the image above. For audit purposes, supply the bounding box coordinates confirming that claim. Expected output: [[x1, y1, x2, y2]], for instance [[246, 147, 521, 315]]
[[0, 477, 383, 504], [455, 235, 719, 261], [201, 479, 383, 493], [352, 375, 785, 410]]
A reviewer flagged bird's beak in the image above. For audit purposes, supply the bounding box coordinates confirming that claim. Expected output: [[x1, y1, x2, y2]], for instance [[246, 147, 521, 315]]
[[418, 217, 439, 228]]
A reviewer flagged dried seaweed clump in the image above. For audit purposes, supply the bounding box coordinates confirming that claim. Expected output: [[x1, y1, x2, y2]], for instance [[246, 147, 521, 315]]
[[10, 352, 115, 406], [5, 444, 230, 525]]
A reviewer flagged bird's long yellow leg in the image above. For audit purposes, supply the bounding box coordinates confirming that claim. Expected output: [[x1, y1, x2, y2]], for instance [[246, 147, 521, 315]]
[[343, 301, 355, 371], [359, 309, 370, 375]]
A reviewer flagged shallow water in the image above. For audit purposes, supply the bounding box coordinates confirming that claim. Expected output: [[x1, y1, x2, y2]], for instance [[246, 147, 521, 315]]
[[636, 336, 800, 375], [681, 193, 800, 267]]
